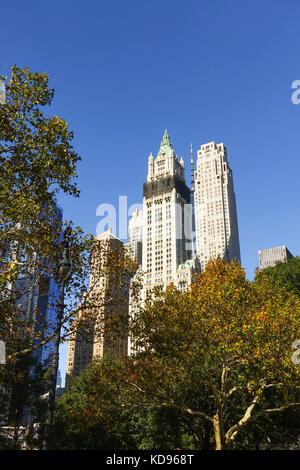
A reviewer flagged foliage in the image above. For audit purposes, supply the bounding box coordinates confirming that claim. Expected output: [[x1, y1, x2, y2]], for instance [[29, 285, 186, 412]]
[[0, 353, 49, 449], [45, 260, 300, 450], [0, 65, 94, 361], [51, 359, 135, 450], [0, 65, 139, 448], [256, 256, 300, 299], [51, 359, 193, 450], [0, 65, 98, 439], [233, 406, 300, 449], [125, 259, 300, 449], [72, 240, 138, 344]]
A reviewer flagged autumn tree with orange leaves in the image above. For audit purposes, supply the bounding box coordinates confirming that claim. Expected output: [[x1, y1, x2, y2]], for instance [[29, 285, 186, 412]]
[[123, 259, 300, 450], [52, 260, 300, 450]]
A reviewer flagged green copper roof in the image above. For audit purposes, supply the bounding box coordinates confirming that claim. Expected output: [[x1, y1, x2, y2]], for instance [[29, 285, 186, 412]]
[[158, 129, 173, 155], [177, 259, 194, 270]]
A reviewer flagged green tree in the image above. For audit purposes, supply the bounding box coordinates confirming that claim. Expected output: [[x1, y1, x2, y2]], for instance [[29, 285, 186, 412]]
[[51, 359, 135, 450], [0, 65, 97, 437], [51, 358, 193, 450], [0, 65, 94, 360], [0, 353, 49, 449], [50, 260, 300, 450], [124, 260, 300, 450], [0, 65, 138, 445], [256, 256, 300, 298]]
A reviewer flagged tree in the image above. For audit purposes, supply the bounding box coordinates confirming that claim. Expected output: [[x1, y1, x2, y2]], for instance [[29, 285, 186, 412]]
[[0, 66, 99, 436], [0, 65, 93, 359], [50, 260, 300, 450], [51, 358, 136, 450], [123, 260, 300, 450], [256, 256, 300, 299], [0, 353, 49, 449], [51, 358, 192, 450], [0, 65, 138, 445]]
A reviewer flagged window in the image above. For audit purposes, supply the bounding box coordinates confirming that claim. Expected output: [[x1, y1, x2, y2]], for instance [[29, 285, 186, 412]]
[[155, 207, 162, 222]]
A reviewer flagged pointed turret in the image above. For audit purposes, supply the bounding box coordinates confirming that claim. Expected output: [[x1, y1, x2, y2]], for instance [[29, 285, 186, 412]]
[[158, 129, 173, 156], [162, 129, 171, 145], [147, 152, 154, 179]]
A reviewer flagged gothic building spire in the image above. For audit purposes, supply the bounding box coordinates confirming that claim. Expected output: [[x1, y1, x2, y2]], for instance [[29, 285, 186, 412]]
[[158, 129, 173, 155]]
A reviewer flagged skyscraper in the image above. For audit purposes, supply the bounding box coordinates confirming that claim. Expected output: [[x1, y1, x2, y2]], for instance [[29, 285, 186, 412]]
[[56, 369, 62, 388], [0, 204, 63, 425], [258, 245, 293, 269], [127, 131, 199, 356], [125, 208, 143, 267], [38, 204, 63, 366], [1, 204, 63, 369], [142, 130, 195, 293], [194, 141, 241, 271], [66, 229, 129, 382]]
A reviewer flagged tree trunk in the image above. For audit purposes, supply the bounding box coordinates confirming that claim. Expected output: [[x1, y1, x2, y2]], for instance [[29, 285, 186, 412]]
[[213, 411, 225, 450]]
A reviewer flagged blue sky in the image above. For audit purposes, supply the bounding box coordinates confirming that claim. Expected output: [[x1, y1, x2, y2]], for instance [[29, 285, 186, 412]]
[[2, 0, 300, 383]]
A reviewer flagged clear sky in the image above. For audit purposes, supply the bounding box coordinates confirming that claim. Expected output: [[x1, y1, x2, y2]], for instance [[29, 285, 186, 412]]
[[2, 0, 300, 384]]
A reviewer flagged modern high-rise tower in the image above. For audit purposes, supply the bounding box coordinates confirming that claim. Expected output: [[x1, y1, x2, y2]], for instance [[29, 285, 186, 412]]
[[142, 130, 196, 293], [0, 204, 63, 369], [194, 141, 240, 271]]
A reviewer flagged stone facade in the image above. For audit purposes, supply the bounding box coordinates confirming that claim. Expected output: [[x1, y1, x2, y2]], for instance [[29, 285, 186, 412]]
[[194, 141, 241, 270], [142, 130, 194, 293], [125, 208, 143, 267], [258, 245, 293, 269], [66, 229, 129, 383], [127, 131, 200, 356]]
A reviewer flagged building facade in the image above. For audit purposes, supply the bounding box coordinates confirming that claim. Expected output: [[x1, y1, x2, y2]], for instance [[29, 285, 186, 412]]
[[127, 131, 199, 356], [258, 245, 293, 269], [194, 141, 241, 271], [66, 229, 129, 383], [0, 205, 63, 425], [125, 208, 143, 267], [126, 209, 143, 355], [142, 130, 194, 293], [0, 204, 63, 369]]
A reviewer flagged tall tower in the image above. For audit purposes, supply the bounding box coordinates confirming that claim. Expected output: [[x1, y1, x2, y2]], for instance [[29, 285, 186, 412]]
[[66, 229, 129, 383], [194, 141, 240, 271], [142, 130, 193, 292], [190, 142, 196, 256], [0, 204, 63, 369], [125, 209, 143, 267]]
